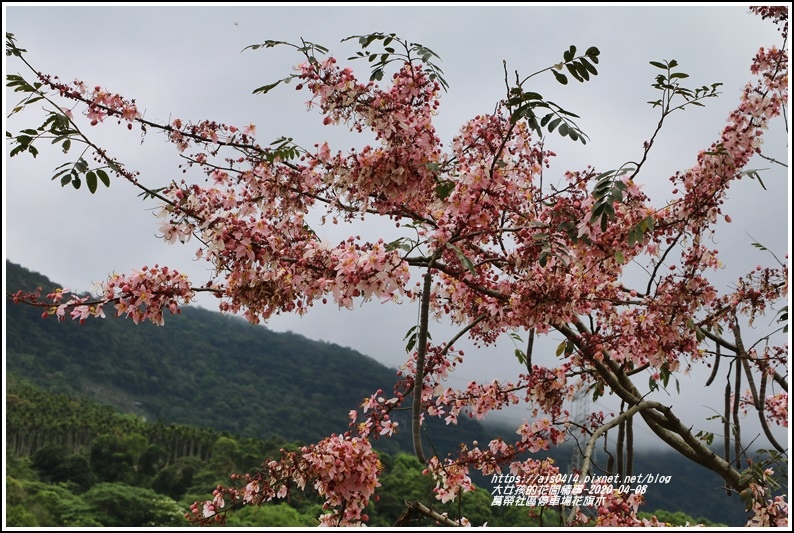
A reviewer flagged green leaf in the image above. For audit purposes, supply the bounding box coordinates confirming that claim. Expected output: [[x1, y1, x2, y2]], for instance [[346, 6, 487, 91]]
[[446, 243, 476, 275], [600, 212, 609, 232], [525, 116, 540, 134], [575, 62, 590, 81], [97, 169, 110, 188], [252, 79, 285, 95], [591, 382, 604, 401], [86, 171, 98, 194], [406, 334, 417, 353], [566, 63, 583, 82], [649, 60, 667, 69], [507, 87, 543, 105], [61, 139, 71, 153], [615, 250, 625, 264], [404, 326, 418, 352], [555, 340, 567, 357], [628, 226, 638, 247], [558, 122, 569, 136], [552, 70, 568, 85], [52, 168, 71, 180], [435, 180, 455, 201], [660, 364, 671, 388], [590, 205, 605, 224], [539, 252, 548, 268], [243, 39, 288, 52], [580, 57, 598, 76]]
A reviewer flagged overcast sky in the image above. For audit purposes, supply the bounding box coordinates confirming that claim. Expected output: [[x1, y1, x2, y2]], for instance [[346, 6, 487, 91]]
[[3, 4, 790, 448]]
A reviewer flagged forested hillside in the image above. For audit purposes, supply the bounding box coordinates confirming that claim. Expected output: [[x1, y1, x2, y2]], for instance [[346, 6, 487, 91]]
[[5, 260, 497, 457], [4, 376, 568, 527], [5, 376, 728, 527]]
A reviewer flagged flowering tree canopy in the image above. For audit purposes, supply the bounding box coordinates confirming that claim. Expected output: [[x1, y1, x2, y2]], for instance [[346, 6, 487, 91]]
[[6, 6, 789, 527]]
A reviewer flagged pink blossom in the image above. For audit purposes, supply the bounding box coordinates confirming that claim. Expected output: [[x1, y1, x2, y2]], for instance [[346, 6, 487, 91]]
[[379, 419, 398, 436]]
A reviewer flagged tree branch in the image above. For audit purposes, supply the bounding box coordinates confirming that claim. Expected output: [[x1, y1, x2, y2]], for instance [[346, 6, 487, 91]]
[[412, 265, 434, 464], [756, 152, 788, 168]]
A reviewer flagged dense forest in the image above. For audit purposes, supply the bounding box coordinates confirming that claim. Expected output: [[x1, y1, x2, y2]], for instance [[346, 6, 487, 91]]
[[4, 261, 769, 525]]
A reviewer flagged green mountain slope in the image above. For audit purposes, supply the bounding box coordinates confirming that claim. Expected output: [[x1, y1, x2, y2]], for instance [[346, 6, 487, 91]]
[[4, 260, 496, 457]]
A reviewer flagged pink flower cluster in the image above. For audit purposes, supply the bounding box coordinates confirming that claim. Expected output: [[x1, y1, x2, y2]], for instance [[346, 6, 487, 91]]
[[97, 265, 195, 325], [352, 388, 402, 438], [516, 417, 567, 453], [716, 263, 788, 327], [747, 494, 789, 527], [744, 469, 789, 527], [70, 80, 141, 127], [664, 29, 787, 235], [27, 264, 194, 326], [189, 433, 381, 526], [299, 434, 382, 525], [423, 455, 474, 504], [299, 57, 443, 214], [592, 490, 664, 527], [431, 379, 522, 424], [764, 393, 788, 428]]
